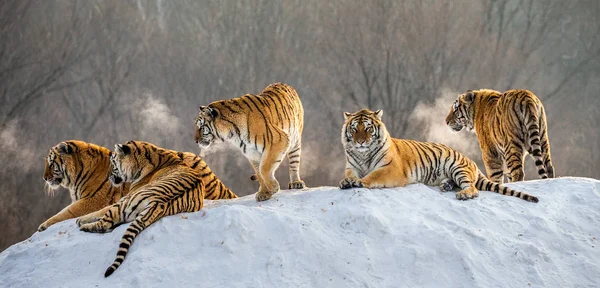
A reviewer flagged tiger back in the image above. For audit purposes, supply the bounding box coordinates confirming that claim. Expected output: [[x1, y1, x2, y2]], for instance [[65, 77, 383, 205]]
[[77, 140, 205, 277], [39, 141, 236, 231], [340, 109, 539, 203], [445, 89, 555, 183], [195, 82, 305, 202]]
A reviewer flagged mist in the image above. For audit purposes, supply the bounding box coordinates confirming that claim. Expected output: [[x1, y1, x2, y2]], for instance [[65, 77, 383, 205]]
[[409, 88, 480, 159], [0, 0, 598, 251]]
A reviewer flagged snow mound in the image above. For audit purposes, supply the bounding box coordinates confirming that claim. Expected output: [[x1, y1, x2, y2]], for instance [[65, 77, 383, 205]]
[[1, 177, 600, 287]]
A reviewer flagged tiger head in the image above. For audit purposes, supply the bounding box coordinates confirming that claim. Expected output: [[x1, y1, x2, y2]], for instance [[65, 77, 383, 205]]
[[43, 141, 103, 192], [194, 105, 222, 149], [445, 90, 476, 132], [341, 108, 387, 153], [109, 141, 156, 186]]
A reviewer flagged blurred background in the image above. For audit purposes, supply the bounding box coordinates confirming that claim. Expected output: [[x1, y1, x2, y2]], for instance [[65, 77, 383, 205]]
[[1, 0, 598, 251]]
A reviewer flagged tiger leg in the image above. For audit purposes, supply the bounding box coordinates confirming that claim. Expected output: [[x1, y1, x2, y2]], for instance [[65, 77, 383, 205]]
[[79, 202, 125, 233], [482, 153, 504, 183], [540, 126, 555, 178], [38, 197, 108, 231], [287, 144, 305, 189], [354, 166, 407, 189], [339, 168, 360, 189], [255, 147, 286, 201], [505, 141, 526, 182], [76, 205, 112, 226], [454, 176, 480, 201]]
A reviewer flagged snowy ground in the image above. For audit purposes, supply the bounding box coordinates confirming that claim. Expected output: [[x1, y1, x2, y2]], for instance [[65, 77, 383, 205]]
[[1, 177, 599, 287]]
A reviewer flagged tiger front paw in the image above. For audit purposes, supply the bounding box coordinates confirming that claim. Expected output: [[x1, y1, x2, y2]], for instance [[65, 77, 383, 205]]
[[37, 222, 49, 232], [439, 179, 456, 192], [255, 191, 274, 202], [76, 216, 100, 227], [79, 222, 112, 233], [339, 177, 363, 189], [455, 188, 479, 201], [288, 180, 306, 189]]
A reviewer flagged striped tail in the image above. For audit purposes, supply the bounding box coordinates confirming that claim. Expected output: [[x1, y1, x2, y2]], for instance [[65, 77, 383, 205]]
[[525, 103, 548, 179], [475, 172, 539, 203], [104, 217, 147, 277]]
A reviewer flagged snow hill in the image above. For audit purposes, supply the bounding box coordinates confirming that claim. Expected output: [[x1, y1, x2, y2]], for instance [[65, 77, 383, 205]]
[[1, 177, 599, 287]]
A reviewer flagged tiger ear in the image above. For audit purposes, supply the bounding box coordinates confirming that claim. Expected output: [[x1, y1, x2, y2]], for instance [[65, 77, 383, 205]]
[[114, 144, 130, 155], [343, 112, 352, 120], [58, 142, 73, 154], [207, 107, 218, 118], [374, 109, 383, 120], [463, 91, 475, 103], [199, 105, 206, 111]]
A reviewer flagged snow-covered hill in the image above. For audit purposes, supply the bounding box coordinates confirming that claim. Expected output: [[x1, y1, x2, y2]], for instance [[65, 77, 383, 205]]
[[1, 177, 599, 287]]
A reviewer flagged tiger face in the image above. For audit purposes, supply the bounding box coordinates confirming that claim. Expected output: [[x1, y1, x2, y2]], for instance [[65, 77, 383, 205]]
[[108, 151, 123, 186], [194, 105, 220, 148], [342, 109, 385, 152], [109, 141, 151, 185], [43, 142, 78, 190], [445, 90, 475, 132]]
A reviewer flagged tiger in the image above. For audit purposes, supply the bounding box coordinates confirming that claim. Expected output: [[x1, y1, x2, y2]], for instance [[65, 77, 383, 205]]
[[39, 140, 236, 232], [340, 108, 539, 203], [445, 89, 555, 183], [195, 82, 305, 201], [76, 140, 206, 277]]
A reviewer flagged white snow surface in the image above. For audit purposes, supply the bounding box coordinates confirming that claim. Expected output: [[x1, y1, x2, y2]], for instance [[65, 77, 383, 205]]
[[1, 177, 600, 287]]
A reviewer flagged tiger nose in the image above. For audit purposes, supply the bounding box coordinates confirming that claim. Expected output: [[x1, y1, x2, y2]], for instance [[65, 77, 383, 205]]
[[357, 139, 365, 144]]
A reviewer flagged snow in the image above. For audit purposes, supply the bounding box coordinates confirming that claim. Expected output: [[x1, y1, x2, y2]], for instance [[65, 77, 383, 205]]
[[1, 177, 600, 287]]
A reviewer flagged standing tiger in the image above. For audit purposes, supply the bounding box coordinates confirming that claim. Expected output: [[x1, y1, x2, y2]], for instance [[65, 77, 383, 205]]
[[340, 109, 539, 203], [445, 89, 555, 183], [76, 141, 206, 277], [195, 82, 305, 201], [39, 140, 236, 231]]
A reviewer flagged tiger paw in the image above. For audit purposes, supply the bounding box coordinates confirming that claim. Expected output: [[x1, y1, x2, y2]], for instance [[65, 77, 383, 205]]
[[339, 177, 363, 189], [439, 179, 456, 192], [76, 216, 100, 227], [37, 222, 49, 232], [455, 190, 478, 201], [255, 191, 274, 202], [79, 222, 112, 233], [288, 180, 306, 189]]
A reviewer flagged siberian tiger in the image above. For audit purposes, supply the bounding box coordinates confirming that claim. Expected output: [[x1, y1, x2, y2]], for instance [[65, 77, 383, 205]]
[[445, 89, 554, 183], [76, 141, 205, 277], [340, 109, 539, 203], [195, 82, 305, 201], [39, 140, 236, 231]]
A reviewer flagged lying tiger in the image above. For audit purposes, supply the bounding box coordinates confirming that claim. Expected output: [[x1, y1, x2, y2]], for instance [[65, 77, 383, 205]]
[[39, 140, 236, 231], [76, 141, 206, 277], [445, 89, 555, 183], [340, 109, 539, 203]]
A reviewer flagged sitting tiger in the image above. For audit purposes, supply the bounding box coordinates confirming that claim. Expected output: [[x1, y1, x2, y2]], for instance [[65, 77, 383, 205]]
[[195, 82, 305, 201], [445, 89, 555, 183], [76, 141, 206, 277], [39, 140, 236, 231], [340, 109, 539, 203]]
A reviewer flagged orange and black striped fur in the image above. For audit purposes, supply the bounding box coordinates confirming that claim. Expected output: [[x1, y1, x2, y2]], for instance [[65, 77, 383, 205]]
[[340, 109, 539, 203], [445, 89, 554, 183], [75, 141, 206, 277], [39, 141, 236, 232], [40, 141, 130, 232], [195, 82, 305, 201]]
